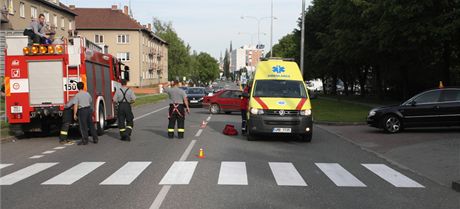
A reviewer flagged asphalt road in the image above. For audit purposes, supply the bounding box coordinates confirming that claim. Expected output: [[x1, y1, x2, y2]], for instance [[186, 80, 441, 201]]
[[1, 101, 459, 209]]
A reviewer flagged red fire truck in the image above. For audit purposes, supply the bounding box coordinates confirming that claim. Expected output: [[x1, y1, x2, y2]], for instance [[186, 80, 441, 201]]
[[4, 35, 128, 135]]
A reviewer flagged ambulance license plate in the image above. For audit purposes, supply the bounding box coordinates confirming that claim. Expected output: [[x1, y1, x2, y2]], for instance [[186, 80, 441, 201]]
[[273, 128, 291, 133], [11, 106, 23, 113]]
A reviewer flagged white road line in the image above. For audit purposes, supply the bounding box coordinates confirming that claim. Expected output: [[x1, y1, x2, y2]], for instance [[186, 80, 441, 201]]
[[206, 115, 212, 122], [53, 147, 65, 150], [194, 129, 203, 137], [362, 164, 424, 188], [0, 164, 13, 170], [149, 185, 171, 209], [42, 150, 55, 154], [64, 143, 74, 146], [100, 162, 151, 185], [134, 106, 169, 121], [179, 140, 197, 161], [218, 162, 248, 185], [29, 155, 44, 159], [42, 162, 105, 185], [159, 161, 198, 185], [150, 133, 198, 208], [0, 163, 58, 185], [315, 163, 366, 187], [269, 162, 307, 186]]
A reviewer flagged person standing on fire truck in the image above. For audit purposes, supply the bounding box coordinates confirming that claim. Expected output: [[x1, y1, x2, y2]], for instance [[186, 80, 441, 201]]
[[163, 80, 190, 139], [73, 82, 98, 145], [113, 79, 136, 141]]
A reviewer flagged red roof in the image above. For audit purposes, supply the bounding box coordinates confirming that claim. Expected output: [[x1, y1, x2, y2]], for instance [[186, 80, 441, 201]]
[[73, 8, 143, 30]]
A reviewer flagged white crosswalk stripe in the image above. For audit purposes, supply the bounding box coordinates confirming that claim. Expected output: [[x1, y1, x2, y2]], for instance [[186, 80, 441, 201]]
[[218, 162, 248, 185], [362, 164, 424, 188], [0, 164, 13, 170], [269, 162, 307, 186], [0, 163, 58, 185], [29, 155, 44, 159], [100, 162, 151, 185], [315, 163, 366, 187], [159, 161, 198, 185], [42, 162, 105, 185]]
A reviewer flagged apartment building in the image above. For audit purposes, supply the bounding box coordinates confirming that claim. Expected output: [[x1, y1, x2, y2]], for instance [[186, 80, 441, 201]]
[[0, 0, 76, 75], [72, 5, 168, 87]]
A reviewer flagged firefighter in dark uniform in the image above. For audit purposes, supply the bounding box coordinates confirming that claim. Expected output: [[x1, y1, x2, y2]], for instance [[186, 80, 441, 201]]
[[113, 79, 136, 141], [163, 81, 190, 139], [73, 82, 98, 145], [59, 96, 77, 144]]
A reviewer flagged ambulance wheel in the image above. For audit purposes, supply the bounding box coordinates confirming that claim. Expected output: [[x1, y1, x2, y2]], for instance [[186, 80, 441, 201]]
[[246, 126, 256, 141], [96, 105, 105, 136], [210, 104, 220, 114]]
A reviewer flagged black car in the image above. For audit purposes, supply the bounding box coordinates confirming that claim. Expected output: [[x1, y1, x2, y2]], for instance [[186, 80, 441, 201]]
[[186, 87, 206, 107], [367, 88, 460, 133]]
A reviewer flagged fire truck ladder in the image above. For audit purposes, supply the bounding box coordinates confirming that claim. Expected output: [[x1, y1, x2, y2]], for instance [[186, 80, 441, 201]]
[[65, 65, 80, 101]]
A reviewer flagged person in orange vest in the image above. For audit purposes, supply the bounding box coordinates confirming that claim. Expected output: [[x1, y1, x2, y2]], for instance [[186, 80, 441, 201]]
[[240, 84, 251, 135]]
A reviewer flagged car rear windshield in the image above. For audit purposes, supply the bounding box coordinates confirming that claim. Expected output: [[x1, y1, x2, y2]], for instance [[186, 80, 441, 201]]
[[187, 88, 205, 94], [253, 80, 307, 98]]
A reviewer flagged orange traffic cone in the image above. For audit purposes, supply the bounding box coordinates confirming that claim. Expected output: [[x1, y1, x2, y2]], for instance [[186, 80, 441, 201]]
[[439, 81, 444, 88], [198, 148, 205, 159], [200, 121, 207, 128]]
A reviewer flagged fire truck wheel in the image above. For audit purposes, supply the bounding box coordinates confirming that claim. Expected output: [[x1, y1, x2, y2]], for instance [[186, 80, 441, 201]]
[[96, 105, 106, 136]]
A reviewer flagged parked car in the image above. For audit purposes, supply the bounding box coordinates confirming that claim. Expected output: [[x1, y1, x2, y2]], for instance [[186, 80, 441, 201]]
[[186, 87, 206, 107], [203, 89, 242, 114], [367, 88, 460, 133]]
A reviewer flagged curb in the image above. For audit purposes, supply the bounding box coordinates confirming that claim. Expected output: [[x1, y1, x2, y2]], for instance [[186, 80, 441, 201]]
[[452, 180, 460, 192], [314, 121, 366, 126], [0, 136, 16, 143]]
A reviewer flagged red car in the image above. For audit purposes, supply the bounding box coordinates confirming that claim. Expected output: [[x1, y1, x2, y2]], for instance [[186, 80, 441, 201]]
[[203, 89, 242, 114]]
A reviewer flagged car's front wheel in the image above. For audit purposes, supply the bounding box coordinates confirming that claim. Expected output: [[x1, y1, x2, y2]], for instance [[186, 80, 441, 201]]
[[210, 104, 220, 114], [382, 114, 402, 133]]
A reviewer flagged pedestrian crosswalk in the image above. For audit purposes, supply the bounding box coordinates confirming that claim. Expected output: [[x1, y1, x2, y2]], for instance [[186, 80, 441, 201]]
[[0, 161, 425, 188]]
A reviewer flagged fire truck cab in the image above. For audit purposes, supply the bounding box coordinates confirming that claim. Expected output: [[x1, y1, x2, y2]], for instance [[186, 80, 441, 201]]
[[4, 35, 127, 136]]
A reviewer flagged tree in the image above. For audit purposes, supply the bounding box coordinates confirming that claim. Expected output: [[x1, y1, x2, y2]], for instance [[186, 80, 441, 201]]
[[223, 50, 230, 79], [153, 18, 191, 81], [190, 52, 220, 84]]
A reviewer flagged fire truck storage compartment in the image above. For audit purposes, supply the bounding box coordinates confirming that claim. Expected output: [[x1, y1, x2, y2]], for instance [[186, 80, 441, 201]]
[[85, 62, 113, 117], [28, 60, 64, 105]]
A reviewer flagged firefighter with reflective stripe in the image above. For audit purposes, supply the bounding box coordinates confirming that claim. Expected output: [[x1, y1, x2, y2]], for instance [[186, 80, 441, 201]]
[[113, 79, 136, 141], [163, 81, 190, 139], [59, 96, 77, 144]]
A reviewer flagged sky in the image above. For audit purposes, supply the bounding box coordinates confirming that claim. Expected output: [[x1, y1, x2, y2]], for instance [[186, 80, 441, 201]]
[[61, 0, 312, 60]]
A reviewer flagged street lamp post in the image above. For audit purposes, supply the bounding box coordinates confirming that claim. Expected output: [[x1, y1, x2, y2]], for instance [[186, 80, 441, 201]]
[[241, 16, 276, 50], [300, 0, 306, 75]]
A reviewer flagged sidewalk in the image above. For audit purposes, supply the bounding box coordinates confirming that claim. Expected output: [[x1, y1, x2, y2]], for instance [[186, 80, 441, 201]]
[[318, 124, 460, 189]]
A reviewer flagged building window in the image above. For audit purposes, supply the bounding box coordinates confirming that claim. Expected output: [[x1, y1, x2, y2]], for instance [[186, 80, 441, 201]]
[[117, 35, 129, 44], [117, 52, 130, 61], [68, 20, 73, 30], [31, 6, 37, 19], [44, 12, 49, 22], [53, 15, 57, 27], [7, 0, 14, 15], [61, 17, 65, 28], [95, 35, 104, 43], [19, 2, 25, 18]]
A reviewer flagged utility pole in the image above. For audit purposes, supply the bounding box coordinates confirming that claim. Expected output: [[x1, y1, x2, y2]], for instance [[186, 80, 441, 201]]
[[270, 0, 274, 57], [300, 0, 306, 75]]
